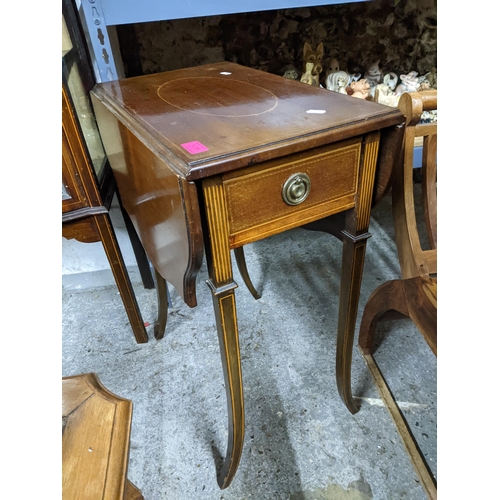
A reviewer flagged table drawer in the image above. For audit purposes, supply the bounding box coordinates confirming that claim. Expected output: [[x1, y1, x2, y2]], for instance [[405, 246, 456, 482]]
[[223, 138, 361, 247]]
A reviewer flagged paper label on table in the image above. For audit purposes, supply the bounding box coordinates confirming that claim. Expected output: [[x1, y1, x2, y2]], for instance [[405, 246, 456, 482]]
[[181, 141, 209, 154], [306, 109, 326, 114]]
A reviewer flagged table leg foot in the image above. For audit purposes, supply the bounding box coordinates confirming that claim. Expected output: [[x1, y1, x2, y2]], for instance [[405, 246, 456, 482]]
[[207, 280, 245, 489], [153, 267, 168, 340]]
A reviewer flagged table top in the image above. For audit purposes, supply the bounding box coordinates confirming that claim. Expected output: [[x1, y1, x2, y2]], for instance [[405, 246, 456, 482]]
[[92, 62, 403, 181]]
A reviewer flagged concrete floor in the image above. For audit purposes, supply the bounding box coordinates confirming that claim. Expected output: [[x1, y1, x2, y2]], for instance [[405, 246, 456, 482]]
[[62, 190, 436, 500]]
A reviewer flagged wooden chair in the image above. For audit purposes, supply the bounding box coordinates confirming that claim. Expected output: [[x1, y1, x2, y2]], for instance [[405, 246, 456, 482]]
[[357, 89, 437, 499], [359, 89, 437, 355]]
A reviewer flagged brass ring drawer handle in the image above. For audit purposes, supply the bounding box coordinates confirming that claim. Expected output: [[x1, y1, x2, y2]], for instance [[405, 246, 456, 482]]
[[282, 172, 311, 206]]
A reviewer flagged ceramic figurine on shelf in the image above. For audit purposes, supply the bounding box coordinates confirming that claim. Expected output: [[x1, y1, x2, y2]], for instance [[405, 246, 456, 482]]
[[300, 62, 319, 86], [347, 72, 362, 87], [324, 57, 340, 87], [417, 70, 437, 89], [373, 72, 400, 106], [383, 72, 398, 91], [364, 60, 383, 88], [326, 70, 349, 94], [349, 78, 370, 99], [418, 81, 431, 91], [395, 71, 419, 95], [427, 68, 437, 89], [417, 72, 435, 90], [283, 65, 299, 80], [375, 84, 401, 107], [325, 57, 340, 78], [302, 42, 324, 87]]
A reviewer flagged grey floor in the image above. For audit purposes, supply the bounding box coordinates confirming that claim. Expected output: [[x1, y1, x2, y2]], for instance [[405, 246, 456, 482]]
[[62, 189, 436, 500]]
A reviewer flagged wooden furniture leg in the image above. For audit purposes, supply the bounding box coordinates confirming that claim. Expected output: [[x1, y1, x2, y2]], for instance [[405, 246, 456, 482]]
[[403, 277, 437, 355], [234, 246, 261, 299], [358, 279, 409, 355], [336, 131, 381, 414], [95, 213, 149, 344], [202, 177, 245, 489], [125, 480, 145, 500], [153, 267, 168, 340], [335, 230, 370, 414]]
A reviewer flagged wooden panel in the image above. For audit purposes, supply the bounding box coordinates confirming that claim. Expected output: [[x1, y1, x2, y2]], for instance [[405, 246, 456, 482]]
[[62, 216, 101, 243], [224, 139, 360, 247], [92, 95, 204, 307]]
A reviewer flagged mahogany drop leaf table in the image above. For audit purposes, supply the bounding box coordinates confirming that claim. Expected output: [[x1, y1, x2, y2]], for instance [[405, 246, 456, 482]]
[[91, 62, 404, 488]]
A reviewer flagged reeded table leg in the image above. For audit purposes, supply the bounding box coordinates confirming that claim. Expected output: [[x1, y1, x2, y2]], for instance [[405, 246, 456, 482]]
[[202, 177, 245, 489]]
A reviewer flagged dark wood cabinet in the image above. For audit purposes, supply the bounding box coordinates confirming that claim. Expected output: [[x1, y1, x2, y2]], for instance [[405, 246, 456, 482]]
[[62, 83, 148, 344], [62, 1, 153, 343]]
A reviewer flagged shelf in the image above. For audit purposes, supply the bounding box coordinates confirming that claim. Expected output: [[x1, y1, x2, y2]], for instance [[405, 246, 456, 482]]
[[99, 0, 370, 26]]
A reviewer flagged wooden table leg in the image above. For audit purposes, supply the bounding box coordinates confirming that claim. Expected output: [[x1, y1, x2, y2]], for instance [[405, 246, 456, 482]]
[[207, 279, 244, 489], [335, 230, 371, 414], [153, 267, 168, 340], [234, 246, 261, 299], [202, 178, 245, 489], [336, 131, 381, 414]]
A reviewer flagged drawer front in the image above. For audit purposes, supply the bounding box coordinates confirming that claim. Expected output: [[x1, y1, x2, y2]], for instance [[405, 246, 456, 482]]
[[223, 138, 361, 247]]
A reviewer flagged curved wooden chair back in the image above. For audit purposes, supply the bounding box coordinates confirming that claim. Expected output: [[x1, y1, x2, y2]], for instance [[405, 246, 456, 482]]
[[394, 90, 437, 281], [359, 89, 437, 356]]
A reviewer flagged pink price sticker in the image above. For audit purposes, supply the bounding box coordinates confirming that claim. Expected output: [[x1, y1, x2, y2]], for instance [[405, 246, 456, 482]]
[[181, 141, 209, 155]]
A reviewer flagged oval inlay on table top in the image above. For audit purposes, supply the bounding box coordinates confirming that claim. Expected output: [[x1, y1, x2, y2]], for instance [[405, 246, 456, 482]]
[[157, 76, 278, 118]]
